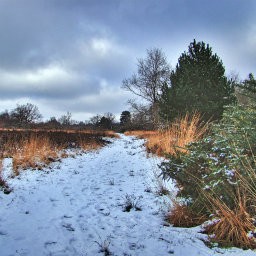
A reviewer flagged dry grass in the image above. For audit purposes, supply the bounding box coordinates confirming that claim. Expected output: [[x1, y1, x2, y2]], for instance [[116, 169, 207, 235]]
[[203, 191, 255, 249], [124, 130, 156, 138], [78, 138, 103, 151], [12, 136, 59, 175], [126, 114, 256, 249], [125, 112, 209, 156], [167, 184, 256, 249], [166, 200, 207, 227], [103, 130, 120, 138], [0, 129, 118, 176], [201, 155, 256, 249], [165, 152, 256, 249], [236, 157, 256, 209]]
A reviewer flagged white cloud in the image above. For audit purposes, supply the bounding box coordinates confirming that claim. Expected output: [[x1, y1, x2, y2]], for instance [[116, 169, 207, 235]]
[[77, 35, 129, 61], [91, 38, 112, 57], [0, 65, 72, 85]]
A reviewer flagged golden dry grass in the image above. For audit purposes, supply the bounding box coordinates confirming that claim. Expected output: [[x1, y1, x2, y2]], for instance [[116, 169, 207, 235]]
[[164, 152, 256, 249], [199, 157, 256, 249], [0, 129, 119, 176], [12, 136, 59, 175], [78, 139, 103, 151], [201, 156, 256, 249], [204, 191, 255, 249], [124, 130, 156, 138], [103, 130, 120, 138], [125, 112, 209, 156], [126, 114, 256, 249], [166, 201, 207, 227]]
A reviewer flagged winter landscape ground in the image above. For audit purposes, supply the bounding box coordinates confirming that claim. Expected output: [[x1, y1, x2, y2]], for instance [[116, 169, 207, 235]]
[[0, 134, 255, 256]]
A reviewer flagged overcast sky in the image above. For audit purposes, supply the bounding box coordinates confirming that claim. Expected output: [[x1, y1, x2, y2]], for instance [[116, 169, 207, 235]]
[[0, 0, 255, 121]]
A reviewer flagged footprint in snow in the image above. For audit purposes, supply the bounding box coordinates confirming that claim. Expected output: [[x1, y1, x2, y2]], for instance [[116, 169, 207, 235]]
[[62, 214, 73, 219], [62, 223, 75, 232], [0, 230, 8, 235], [44, 241, 57, 249]]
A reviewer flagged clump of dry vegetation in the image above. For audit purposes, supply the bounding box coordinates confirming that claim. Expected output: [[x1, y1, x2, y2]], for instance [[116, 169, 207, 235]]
[[12, 136, 59, 175], [125, 112, 208, 156], [200, 158, 256, 249], [166, 200, 207, 228], [166, 164, 256, 249], [124, 130, 156, 138], [127, 108, 256, 249], [203, 188, 256, 249]]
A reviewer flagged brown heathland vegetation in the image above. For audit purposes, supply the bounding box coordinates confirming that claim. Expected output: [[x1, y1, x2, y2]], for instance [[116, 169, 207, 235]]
[[0, 129, 118, 175], [125, 112, 208, 156]]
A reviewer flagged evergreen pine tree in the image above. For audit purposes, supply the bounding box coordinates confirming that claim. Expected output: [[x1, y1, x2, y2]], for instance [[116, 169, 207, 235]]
[[120, 111, 131, 126], [160, 40, 235, 121]]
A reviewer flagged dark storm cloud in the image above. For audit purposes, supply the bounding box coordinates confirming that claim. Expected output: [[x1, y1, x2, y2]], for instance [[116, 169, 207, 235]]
[[0, 0, 255, 120]]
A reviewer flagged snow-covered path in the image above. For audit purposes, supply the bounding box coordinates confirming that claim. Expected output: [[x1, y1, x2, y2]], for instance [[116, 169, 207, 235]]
[[0, 135, 255, 256]]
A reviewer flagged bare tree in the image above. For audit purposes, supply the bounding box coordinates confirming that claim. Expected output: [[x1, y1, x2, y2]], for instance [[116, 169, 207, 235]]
[[58, 111, 73, 126], [122, 48, 171, 104], [11, 103, 42, 125], [89, 114, 102, 126], [89, 113, 115, 129], [127, 99, 154, 129], [104, 112, 115, 123], [122, 48, 171, 127], [45, 116, 61, 129]]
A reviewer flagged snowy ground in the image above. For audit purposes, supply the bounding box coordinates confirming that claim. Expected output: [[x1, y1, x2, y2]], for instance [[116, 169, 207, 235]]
[[0, 134, 255, 256]]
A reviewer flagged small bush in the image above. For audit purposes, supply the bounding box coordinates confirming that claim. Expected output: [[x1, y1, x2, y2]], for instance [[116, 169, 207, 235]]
[[95, 238, 112, 256], [122, 194, 142, 212], [0, 176, 12, 194], [161, 105, 256, 211], [160, 105, 256, 248], [153, 175, 170, 196]]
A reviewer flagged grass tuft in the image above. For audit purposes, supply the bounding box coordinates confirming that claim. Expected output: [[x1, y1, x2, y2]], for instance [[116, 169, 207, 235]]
[[203, 190, 255, 249], [166, 201, 207, 227], [202, 157, 256, 249], [122, 194, 142, 212], [125, 112, 209, 156]]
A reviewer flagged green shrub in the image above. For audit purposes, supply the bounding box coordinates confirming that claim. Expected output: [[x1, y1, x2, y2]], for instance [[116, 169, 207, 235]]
[[160, 105, 256, 214]]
